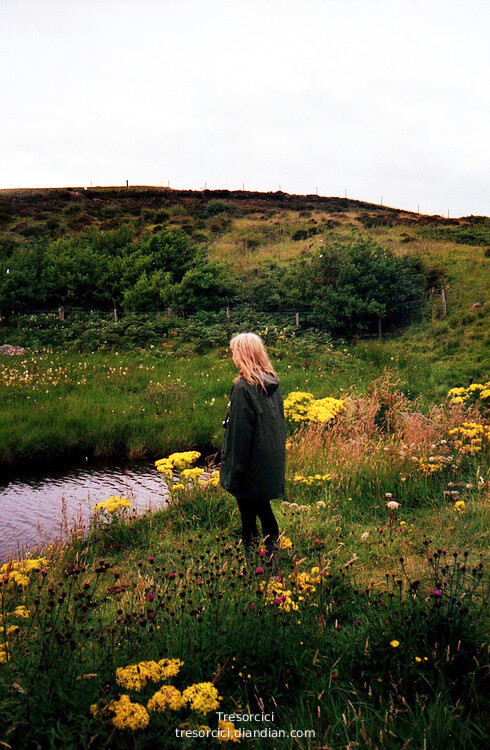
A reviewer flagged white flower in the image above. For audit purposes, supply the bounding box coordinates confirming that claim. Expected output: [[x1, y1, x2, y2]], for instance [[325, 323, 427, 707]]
[[360, 531, 370, 542], [386, 500, 400, 510], [385, 493, 393, 499]]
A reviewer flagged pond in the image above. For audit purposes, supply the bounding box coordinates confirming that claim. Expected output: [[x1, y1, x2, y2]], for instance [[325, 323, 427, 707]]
[[0, 459, 170, 564]]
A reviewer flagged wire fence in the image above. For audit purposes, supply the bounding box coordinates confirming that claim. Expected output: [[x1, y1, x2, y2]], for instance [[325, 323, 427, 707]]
[[1, 290, 449, 340]]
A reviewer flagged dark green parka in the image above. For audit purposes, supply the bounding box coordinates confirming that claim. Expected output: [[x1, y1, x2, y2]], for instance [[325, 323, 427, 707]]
[[220, 374, 286, 502]]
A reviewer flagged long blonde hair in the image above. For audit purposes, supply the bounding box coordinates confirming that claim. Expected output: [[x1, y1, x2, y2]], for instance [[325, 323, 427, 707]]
[[230, 332, 278, 389]]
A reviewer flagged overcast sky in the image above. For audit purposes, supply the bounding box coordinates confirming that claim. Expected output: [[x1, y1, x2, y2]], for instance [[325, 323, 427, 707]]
[[1, 0, 489, 217]]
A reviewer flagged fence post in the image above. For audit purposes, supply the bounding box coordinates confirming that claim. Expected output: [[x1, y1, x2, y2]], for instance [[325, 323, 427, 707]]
[[58, 306, 64, 321], [441, 286, 447, 318], [226, 303, 231, 324], [114, 306, 118, 323], [295, 312, 300, 326], [377, 316, 382, 339]]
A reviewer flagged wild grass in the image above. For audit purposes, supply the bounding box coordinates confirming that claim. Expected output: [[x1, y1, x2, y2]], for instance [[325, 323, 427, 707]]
[[1, 381, 488, 749], [1, 321, 488, 467]]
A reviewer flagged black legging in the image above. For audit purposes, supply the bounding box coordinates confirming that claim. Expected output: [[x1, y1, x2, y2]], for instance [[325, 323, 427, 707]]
[[236, 497, 279, 552]]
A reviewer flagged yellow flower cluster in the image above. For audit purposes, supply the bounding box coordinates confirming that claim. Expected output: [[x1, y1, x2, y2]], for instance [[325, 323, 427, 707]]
[[116, 658, 183, 691], [181, 682, 222, 713], [293, 473, 332, 485], [0, 605, 29, 663], [107, 694, 150, 730], [10, 605, 30, 618], [155, 451, 201, 476], [294, 566, 322, 594], [261, 578, 299, 612], [217, 719, 240, 743], [180, 467, 205, 483], [449, 422, 490, 455], [279, 535, 292, 550], [454, 500, 466, 513], [203, 470, 220, 487], [92, 496, 131, 513], [418, 457, 445, 475], [147, 685, 183, 712], [283, 391, 345, 424], [0, 557, 47, 587], [447, 382, 490, 405]]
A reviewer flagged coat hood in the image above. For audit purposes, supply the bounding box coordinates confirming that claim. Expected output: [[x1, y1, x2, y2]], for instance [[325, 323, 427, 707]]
[[261, 373, 280, 396]]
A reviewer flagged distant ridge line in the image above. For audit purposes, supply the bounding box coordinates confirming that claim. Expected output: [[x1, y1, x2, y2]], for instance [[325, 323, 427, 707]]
[[0, 185, 451, 219]]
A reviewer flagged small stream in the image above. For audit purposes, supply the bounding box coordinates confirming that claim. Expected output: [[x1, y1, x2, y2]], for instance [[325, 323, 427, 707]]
[[0, 459, 170, 564]]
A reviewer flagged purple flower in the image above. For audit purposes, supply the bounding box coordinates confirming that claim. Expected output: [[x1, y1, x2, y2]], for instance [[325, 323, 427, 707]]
[[147, 593, 155, 602], [433, 589, 442, 597], [274, 598, 282, 606], [250, 603, 256, 611], [255, 567, 264, 574], [148, 556, 155, 563], [258, 550, 266, 558]]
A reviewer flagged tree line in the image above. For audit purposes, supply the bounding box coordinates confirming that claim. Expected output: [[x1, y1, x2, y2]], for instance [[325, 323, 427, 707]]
[[0, 224, 428, 336]]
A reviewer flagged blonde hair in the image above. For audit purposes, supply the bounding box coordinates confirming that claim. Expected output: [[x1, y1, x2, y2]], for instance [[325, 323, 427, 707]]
[[230, 332, 277, 389]]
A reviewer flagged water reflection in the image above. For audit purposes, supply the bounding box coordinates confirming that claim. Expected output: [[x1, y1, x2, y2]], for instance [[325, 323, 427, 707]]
[[0, 460, 169, 563]]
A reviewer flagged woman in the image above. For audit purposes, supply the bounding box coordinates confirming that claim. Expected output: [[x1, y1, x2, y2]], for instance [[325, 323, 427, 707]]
[[220, 332, 286, 557]]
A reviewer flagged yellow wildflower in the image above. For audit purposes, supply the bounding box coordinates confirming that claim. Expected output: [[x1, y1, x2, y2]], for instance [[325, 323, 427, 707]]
[[261, 578, 299, 612], [181, 682, 221, 713], [217, 719, 240, 743], [180, 467, 205, 483], [108, 695, 149, 730], [390, 640, 400, 648], [203, 470, 220, 487], [0, 648, 10, 663], [284, 391, 345, 424], [158, 658, 184, 679], [147, 685, 183, 712], [0, 558, 47, 587], [447, 382, 490, 405], [155, 451, 201, 474], [92, 496, 131, 513], [116, 658, 183, 692], [10, 606, 30, 618]]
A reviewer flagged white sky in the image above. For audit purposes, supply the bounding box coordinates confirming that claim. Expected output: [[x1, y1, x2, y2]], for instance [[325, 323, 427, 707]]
[[1, 0, 489, 217]]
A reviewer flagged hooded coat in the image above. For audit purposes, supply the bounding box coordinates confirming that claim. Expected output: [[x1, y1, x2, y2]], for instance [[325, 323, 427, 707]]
[[220, 374, 286, 502]]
